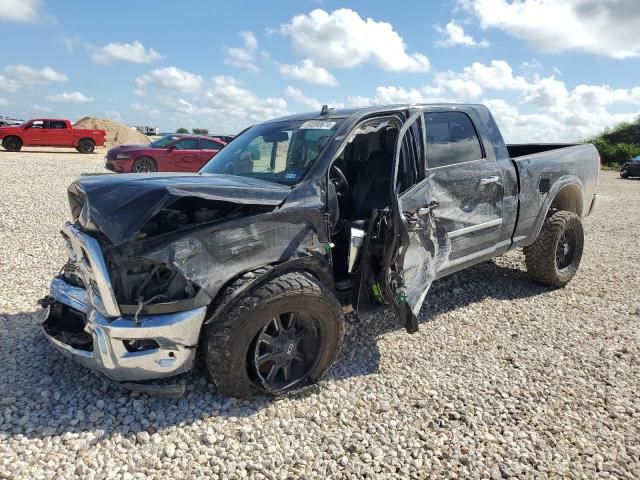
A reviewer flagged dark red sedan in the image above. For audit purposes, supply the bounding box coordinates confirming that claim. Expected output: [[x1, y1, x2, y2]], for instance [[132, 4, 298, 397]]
[[105, 134, 226, 173]]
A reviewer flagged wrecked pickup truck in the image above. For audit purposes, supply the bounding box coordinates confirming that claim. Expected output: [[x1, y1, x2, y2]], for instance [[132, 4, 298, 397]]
[[39, 104, 599, 398]]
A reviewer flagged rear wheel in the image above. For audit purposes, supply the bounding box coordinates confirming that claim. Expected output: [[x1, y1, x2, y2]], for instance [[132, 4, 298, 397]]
[[3, 136, 22, 152], [203, 271, 345, 398], [524, 210, 584, 287], [132, 156, 157, 173], [77, 139, 95, 154]]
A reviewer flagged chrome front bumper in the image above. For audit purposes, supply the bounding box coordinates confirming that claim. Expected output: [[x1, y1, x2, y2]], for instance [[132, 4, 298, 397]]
[[43, 278, 206, 382], [42, 224, 207, 383]]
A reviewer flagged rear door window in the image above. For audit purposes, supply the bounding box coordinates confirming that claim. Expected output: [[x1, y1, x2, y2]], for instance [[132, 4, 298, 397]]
[[425, 112, 483, 168], [201, 139, 223, 150], [48, 120, 67, 129], [174, 138, 200, 150]]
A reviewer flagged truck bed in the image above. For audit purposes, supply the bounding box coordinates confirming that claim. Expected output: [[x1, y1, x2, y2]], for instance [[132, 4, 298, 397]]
[[507, 143, 579, 158], [509, 143, 600, 247]]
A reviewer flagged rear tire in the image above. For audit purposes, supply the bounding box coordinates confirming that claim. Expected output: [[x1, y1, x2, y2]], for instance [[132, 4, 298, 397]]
[[132, 156, 157, 173], [203, 271, 345, 398], [3, 136, 22, 152], [524, 210, 584, 287], [77, 139, 95, 154]]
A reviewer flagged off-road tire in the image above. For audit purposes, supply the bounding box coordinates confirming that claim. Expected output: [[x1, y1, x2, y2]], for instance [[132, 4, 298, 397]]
[[524, 210, 584, 287], [132, 156, 157, 173], [77, 138, 95, 154], [203, 270, 345, 398], [3, 136, 22, 152]]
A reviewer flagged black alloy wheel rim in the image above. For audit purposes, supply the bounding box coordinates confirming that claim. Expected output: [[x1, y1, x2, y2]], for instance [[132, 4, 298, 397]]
[[249, 312, 321, 393], [134, 158, 154, 172], [80, 142, 91, 153], [555, 227, 577, 271], [7, 139, 19, 150]]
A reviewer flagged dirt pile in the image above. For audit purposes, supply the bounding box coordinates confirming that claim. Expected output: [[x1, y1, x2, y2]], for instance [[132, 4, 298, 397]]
[[73, 117, 150, 148]]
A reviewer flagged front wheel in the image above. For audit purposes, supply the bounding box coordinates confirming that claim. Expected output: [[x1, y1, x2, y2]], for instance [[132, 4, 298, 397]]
[[204, 271, 345, 398], [3, 137, 22, 152], [524, 210, 584, 287], [132, 156, 157, 173], [620, 170, 629, 178]]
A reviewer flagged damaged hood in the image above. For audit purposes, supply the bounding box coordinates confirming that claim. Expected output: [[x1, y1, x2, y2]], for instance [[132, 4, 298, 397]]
[[68, 173, 292, 245]]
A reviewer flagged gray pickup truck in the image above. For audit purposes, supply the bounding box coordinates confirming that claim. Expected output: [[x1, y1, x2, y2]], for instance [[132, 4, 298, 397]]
[[39, 104, 599, 398]]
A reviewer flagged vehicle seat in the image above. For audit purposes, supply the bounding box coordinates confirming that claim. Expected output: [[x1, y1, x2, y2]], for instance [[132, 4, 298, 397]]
[[351, 129, 397, 218]]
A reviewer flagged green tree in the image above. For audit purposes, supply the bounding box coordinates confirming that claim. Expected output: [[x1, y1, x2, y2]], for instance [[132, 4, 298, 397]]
[[192, 128, 209, 135], [585, 116, 640, 165], [176, 127, 189, 134]]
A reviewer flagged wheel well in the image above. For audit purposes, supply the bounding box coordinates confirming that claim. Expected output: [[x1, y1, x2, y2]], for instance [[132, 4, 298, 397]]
[[549, 184, 583, 218], [77, 137, 95, 145], [203, 261, 334, 325]]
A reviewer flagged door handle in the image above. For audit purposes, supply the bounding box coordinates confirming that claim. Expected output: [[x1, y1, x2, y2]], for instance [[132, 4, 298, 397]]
[[479, 176, 500, 186]]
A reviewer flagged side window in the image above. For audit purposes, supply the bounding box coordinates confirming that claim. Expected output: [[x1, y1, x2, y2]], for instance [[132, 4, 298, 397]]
[[201, 139, 221, 150], [49, 120, 67, 129], [174, 138, 200, 150], [425, 112, 483, 169], [30, 120, 45, 129]]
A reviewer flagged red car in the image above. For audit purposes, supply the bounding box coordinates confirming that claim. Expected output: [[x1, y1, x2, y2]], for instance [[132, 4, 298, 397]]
[[0, 118, 106, 153], [105, 134, 226, 173]]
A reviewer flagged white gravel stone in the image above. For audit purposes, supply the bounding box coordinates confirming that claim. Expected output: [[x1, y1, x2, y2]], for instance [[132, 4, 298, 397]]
[[0, 150, 639, 479]]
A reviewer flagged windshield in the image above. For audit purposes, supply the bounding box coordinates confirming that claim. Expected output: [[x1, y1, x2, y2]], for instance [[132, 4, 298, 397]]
[[200, 119, 342, 185], [151, 135, 180, 148]]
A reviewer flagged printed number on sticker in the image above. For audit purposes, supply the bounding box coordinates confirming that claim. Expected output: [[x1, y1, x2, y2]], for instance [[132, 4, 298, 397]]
[[300, 121, 336, 130]]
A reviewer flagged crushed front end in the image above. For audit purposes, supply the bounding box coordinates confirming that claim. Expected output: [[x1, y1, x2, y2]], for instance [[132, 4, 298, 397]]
[[40, 223, 208, 384]]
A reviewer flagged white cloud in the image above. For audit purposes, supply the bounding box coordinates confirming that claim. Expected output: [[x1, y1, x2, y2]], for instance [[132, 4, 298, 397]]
[[135, 66, 203, 94], [373, 86, 430, 105], [279, 59, 338, 86], [0, 0, 41, 22], [105, 110, 121, 121], [436, 21, 489, 47], [90, 41, 164, 64], [284, 86, 322, 110], [0, 97, 8, 106], [33, 104, 52, 112], [0, 75, 20, 93], [130, 102, 160, 118], [224, 31, 260, 72], [204, 76, 288, 124], [45, 91, 93, 103], [461, 0, 640, 59], [280, 8, 430, 72], [4, 65, 68, 85], [344, 58, 640, 142]]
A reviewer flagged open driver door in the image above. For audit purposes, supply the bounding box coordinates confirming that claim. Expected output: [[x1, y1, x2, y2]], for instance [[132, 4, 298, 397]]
[[382, 109, 448, 333]]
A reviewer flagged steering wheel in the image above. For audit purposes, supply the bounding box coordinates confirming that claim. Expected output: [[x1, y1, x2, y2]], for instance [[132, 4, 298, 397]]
[[329, 164, 350, 197]]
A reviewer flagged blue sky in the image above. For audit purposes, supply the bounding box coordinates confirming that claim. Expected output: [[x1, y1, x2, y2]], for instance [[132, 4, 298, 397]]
[[1, 0, 640, 142]]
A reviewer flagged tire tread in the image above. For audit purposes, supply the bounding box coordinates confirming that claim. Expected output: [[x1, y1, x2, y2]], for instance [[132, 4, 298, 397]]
[[204, 269, 345, 397], [524, 210, 583, 287]]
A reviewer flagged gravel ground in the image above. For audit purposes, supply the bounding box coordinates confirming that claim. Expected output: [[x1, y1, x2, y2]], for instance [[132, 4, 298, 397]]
[[0, 150, 639, 479]]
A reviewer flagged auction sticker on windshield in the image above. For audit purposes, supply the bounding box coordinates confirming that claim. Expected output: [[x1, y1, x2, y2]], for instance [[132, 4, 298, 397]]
[[300, 121, 336, 129]]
